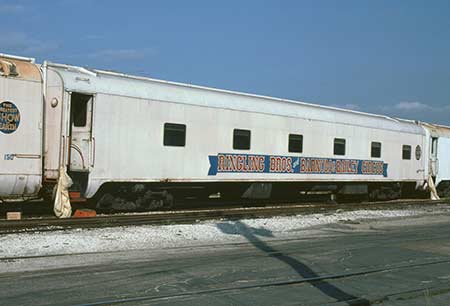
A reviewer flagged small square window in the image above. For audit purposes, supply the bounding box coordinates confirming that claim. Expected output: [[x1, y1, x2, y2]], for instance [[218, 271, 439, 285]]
[[334, 138, 346, 155], [164, 123, 186, 147], [233, 129, 251, 150], [371, 142, 382, 158], [289, 134, 303, 153], [402, 145, 411, 160]]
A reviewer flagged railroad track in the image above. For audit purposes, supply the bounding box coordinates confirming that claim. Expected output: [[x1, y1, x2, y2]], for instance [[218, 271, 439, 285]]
[[0, 198, 449, 235]]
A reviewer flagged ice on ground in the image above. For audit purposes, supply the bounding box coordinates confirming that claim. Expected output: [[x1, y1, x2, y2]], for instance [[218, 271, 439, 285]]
[[0, 208, 446, 259]]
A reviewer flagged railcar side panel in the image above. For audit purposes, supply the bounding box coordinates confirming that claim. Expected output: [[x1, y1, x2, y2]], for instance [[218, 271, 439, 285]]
[[84, 94, 426, 198]]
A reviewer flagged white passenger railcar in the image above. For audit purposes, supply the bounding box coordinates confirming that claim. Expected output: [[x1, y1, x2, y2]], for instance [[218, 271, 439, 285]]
[[1, 53, 449, 212]]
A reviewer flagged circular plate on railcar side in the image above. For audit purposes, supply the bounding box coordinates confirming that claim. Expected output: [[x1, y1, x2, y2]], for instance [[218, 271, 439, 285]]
[[0, 101, 21, 134]]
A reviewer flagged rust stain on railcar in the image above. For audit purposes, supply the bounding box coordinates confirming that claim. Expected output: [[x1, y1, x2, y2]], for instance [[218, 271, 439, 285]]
[[422, 122, 450, 138], [0, 57, 41, 81]]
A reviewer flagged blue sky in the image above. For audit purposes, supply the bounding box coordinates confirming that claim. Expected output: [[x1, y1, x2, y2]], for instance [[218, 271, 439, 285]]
[[1, 0, 449, 125]]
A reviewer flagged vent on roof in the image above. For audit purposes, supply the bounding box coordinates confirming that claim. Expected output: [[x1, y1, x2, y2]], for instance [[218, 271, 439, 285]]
[[0, 60, 19, 77]]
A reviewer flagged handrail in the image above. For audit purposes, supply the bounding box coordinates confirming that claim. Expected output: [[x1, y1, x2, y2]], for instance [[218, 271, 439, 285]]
[[0, 53, 35, 63]]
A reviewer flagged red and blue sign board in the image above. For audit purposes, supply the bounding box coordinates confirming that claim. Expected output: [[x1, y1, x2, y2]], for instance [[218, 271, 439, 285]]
[[208, 153, 388, 177]]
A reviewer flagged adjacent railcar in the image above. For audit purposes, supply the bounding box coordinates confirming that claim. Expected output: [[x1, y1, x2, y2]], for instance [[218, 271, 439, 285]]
[[1, 53, 449, 212], [0, 55, 43, 201], [422, 123, 450, 197]]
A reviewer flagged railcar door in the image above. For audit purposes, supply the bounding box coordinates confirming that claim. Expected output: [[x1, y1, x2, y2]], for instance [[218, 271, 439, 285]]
[[68, 92, 94, 172], [436, 136, 450, 185], [430, 137, 438, 177]]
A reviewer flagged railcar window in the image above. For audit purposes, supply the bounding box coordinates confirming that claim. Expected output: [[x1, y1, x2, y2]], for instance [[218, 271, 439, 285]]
[[402, 145, 411, 160], [233, 129, 251, 150], [431, 137, 438, 155], [334, 138, 346, 155], [371, 142, 382, 158], [164, 123, 186, 147], [289, 134, 303, 153], [71, 93, 91, 127]]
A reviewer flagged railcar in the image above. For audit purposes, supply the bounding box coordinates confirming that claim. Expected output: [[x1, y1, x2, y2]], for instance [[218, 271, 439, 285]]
[[421, 123, 450, 196], [1, 53, 449, 214]]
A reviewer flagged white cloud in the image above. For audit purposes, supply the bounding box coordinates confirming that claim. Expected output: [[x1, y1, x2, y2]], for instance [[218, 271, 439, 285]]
[[380, 101, 450, 113], [376, 101, 450, 125], [394, 101, 430, 111], [0, 4, 24, 13]]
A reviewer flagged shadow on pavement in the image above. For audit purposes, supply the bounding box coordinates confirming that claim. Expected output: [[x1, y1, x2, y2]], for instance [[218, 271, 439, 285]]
[[217, 221, 370, 306]]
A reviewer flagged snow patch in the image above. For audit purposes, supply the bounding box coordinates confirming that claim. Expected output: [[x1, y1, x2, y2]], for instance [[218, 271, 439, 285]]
[[0, 208, 437, 258]]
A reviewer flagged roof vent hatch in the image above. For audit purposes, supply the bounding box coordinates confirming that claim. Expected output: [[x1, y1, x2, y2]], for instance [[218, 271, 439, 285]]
[[0, 60, 19, 77]]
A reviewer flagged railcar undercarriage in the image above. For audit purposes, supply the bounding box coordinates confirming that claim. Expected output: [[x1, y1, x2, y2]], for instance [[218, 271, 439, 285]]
[[79, 180, 429, 212]]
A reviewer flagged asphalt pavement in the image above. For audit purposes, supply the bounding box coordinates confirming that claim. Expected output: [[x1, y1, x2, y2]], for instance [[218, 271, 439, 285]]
[[1, 213, 450, 306]]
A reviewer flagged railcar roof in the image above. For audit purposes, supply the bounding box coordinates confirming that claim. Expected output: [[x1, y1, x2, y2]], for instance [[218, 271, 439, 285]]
[[0, 54, 41, 82], [47, 61, 424, 135]]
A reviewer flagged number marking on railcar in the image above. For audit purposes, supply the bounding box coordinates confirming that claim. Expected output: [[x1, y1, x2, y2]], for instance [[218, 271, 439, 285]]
[[4, 154, 14, 160]]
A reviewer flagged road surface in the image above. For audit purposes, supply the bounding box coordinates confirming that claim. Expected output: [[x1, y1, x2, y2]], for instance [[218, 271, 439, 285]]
[[1, 211, 450, 305]]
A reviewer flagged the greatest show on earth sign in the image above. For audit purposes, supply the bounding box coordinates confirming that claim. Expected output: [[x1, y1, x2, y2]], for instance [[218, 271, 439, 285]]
[[0, 101, 20, 134]]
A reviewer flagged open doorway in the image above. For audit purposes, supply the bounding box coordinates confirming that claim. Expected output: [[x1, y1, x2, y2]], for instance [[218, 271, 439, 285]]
[[71, 93, 91, 128], [69, 92, 94, 198]]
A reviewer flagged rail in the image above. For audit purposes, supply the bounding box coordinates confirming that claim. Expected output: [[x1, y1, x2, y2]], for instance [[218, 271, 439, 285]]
[[1, 198, 448, 235]]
